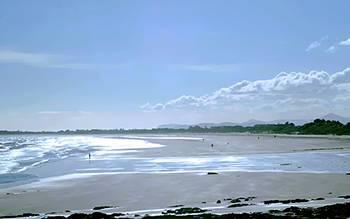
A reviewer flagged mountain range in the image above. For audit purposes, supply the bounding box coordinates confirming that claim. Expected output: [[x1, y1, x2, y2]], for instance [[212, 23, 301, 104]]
[[157, 113, 350, 129]]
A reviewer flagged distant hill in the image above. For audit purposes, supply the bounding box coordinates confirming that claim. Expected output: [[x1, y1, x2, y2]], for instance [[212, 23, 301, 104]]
[[320, 113, 350, 124], [240, 119, 266, 126], [157, 124, 190, 129], [157, 113, 349, 128], [2, 114, 350, 135], [270, 119, 308, 126]]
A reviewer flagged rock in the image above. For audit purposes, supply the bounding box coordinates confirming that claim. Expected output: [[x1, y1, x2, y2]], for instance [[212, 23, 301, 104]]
[[46, 217, 66, 219], [228, 203, 250, 208], [162, 207, 207, 215], [46, 202, 350, 219], [216, 200, 221, 204], [92, 206, 113, 210], [0, 213, 40, 218], [110, 213, 125, 217], [244, 196, 256, 201], [230, 198, 241, 203], [338, 195, 350, 199], [264, 198, 309, 205], [207, 172, 218, 175], [67, 213, 89, 219], [168, 205, 184, 208], [312, 197, 325, 201]]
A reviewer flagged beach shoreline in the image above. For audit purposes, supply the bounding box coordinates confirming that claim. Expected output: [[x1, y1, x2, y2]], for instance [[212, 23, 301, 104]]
[[1, 171, 350, 217], [1, 134, 350, 217]]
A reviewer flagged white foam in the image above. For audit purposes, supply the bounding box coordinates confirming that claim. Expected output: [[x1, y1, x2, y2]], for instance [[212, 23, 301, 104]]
[[16, 159, 50, 173], [0, 135, 164, 174], [121, 136, 204, 141]]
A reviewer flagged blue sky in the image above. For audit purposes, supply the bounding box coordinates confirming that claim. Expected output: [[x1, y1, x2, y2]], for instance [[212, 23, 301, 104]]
[[1, 0, 350, 130]]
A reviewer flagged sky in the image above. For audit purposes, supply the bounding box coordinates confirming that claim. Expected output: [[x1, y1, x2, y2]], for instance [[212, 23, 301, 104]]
[[0, 0, 350, 130]]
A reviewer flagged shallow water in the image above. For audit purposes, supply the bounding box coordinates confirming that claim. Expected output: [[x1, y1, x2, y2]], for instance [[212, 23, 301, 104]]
[[0, 134, 350, 187]]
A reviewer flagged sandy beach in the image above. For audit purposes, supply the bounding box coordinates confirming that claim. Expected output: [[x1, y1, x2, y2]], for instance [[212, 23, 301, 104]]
[[0, 134, 350, 217], [1, 171, 350, 216]]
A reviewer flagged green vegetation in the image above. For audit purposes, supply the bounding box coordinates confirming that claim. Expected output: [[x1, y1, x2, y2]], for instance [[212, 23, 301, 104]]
[[1, 119, 350, 135]]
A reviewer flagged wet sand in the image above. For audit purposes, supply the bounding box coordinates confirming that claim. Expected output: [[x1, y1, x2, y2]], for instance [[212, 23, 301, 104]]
[[1, 171, 350, 216], [1, 134, 350, 216]]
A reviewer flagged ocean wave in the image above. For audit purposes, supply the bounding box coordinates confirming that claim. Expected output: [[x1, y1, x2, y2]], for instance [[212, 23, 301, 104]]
[[0, 135, 164, 174], [120, 135, 204, 141]]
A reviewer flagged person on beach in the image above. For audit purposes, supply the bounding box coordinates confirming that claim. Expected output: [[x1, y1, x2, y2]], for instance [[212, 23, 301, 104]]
[[88, 153, 91, 160]]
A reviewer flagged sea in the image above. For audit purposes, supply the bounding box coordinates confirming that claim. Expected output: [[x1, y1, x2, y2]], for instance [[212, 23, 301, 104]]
[[1, 134, 350, 188]]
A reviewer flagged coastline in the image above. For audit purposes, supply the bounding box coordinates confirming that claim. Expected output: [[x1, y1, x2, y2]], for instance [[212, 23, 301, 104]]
[[1, 171, 350, 217], [1, 134, 349, 218]]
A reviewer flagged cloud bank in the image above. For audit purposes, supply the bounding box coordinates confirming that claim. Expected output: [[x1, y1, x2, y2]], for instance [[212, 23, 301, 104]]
[[143, 68, 350, 119], [324, 37, 350, 53], [339, 38, 350, 46]]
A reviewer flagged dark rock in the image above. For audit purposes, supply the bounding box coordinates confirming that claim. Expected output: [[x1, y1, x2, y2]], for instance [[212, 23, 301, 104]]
[[46, 217, 66, 219], [280, 163, 291, 166], [244, 197, 256, 201], [230, 198, 241, 203], [168, 205, 184, 208], [312, 197, 325, 201], [228, 203, 250, 208], [207, 172, 218, 175], [91, 212, 113, 219], [46, 202, 350, 219], [268, 209, 281, 214], [281, 203, 350, 218], [339, 195, 350, 199], [162, 207, 207, 215], [110, 213, 125, 217], [216, 200, 221, 204], [0, 213, 40, 218], [93, 206, 113, 210], [67, 213, 89, 219], [264, 198, 309, 205]]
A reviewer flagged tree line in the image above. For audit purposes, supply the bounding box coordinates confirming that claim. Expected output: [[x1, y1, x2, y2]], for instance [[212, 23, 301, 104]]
[[1, 119, 350, 135]]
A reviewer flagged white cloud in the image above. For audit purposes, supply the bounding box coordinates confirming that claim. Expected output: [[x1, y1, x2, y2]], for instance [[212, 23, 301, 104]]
[[326, 46, 336, 53], [306, 41, 321, 52], [306, 36, 327, 52], [325, 37, 350, 53], [143, 68, 350, 119], [339, 38, 350, 46]]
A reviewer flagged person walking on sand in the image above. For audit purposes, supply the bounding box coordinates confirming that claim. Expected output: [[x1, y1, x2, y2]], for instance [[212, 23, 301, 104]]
[[88, 153, 91, 160]]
